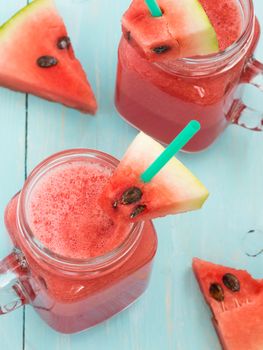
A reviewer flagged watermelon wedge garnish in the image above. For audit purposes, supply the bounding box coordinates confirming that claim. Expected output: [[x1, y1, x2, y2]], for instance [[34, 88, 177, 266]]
[[193, 258, 263, 350], [100, 132, 209, 222], [122, 0, 219, 62], [0, 0, 97, 114]]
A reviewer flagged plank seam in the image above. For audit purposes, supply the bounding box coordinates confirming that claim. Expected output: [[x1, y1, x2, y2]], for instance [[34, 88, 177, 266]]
[[23, 59, 29, 350], [23, 89, 29, 350]]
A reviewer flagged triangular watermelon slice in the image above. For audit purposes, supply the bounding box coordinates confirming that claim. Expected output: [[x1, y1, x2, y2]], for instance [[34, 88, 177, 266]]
[[122, 0, 219, 62], [193, 258, 263, 350], [0, 0, 97, 114], [100, 132, 209, 222]]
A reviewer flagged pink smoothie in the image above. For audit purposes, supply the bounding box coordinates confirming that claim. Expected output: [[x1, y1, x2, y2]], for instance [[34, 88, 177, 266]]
[[5, 151, 158, 333], [28, 161, 130, 259], [115, 0, 260, 152]]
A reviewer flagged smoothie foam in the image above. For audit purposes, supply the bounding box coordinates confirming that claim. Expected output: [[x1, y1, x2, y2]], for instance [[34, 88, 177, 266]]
[[27, 160, 130, 259]]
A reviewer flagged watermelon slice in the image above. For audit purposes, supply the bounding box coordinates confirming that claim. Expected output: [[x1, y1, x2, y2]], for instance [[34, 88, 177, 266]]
[[122, 0, 219, 62], [0, 0, 97, 114], [100, 132, 209, 222], [193, 258, 263, 350]]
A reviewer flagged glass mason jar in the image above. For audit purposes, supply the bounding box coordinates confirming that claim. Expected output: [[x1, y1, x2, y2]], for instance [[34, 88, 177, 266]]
[[115, 0, 263, 152], [0, 149, 157, 333]]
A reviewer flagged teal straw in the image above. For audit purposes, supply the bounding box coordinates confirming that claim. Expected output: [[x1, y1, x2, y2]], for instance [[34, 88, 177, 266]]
[[145, 0, 163, 17], [141, 121, 201, 183]]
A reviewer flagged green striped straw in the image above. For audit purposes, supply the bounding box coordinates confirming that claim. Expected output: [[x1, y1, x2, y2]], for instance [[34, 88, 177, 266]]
[[141, 121, 201, 183], [145, 0, 163, 17]]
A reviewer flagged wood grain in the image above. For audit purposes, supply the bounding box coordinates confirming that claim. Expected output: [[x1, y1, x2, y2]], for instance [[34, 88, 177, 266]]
[[0, 2, 27, 350]]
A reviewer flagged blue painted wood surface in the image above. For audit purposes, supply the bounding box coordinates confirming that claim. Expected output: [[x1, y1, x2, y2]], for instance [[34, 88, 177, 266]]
[[0, 0, 263, 349]]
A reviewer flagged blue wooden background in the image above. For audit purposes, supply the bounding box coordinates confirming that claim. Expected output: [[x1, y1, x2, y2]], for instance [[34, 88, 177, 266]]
[[0, 0, 262, 349]]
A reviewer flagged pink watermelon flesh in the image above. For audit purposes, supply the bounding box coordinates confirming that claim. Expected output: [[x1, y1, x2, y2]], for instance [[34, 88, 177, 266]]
[[0, 0, 97, 114], [122, 0, 219, 62], [193, 258, 263, 350], [100, 169, 169, 223], [99, 132, 208, 223]]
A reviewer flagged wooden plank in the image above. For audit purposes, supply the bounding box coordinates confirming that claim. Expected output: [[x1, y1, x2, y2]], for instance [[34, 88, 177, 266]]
[[0, 2, 27, 350]]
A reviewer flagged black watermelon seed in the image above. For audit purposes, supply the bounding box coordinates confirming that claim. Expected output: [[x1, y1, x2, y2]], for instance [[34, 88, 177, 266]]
[[152, 45, 171, 54], [209, 283, 224, 302], [57, 36, 71, 50], [222, 273, 240, 292], [126, 31, 132, 41], [130, 204, 146, 219], [121, 187, 143, 205], [37, 56, 58, 68]]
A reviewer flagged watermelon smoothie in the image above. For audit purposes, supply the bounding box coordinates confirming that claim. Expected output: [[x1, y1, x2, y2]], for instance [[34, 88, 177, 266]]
[[27, 161, 130, 259], [115, 0, 262, 152], [3, 150, 157, 333]]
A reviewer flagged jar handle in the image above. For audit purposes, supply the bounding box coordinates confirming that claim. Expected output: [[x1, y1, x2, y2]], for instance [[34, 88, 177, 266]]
[[0, 248, 29, 314], [230, 58, 263, 131]]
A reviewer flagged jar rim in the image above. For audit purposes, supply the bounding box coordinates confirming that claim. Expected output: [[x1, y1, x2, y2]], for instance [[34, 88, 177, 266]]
[[155, 0, 254, 74], [17, 149, 144, 273]]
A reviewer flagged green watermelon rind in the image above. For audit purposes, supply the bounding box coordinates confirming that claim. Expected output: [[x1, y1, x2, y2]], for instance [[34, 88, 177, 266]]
[[0, 0, 51, 38], [193, 0, 219, 53]]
